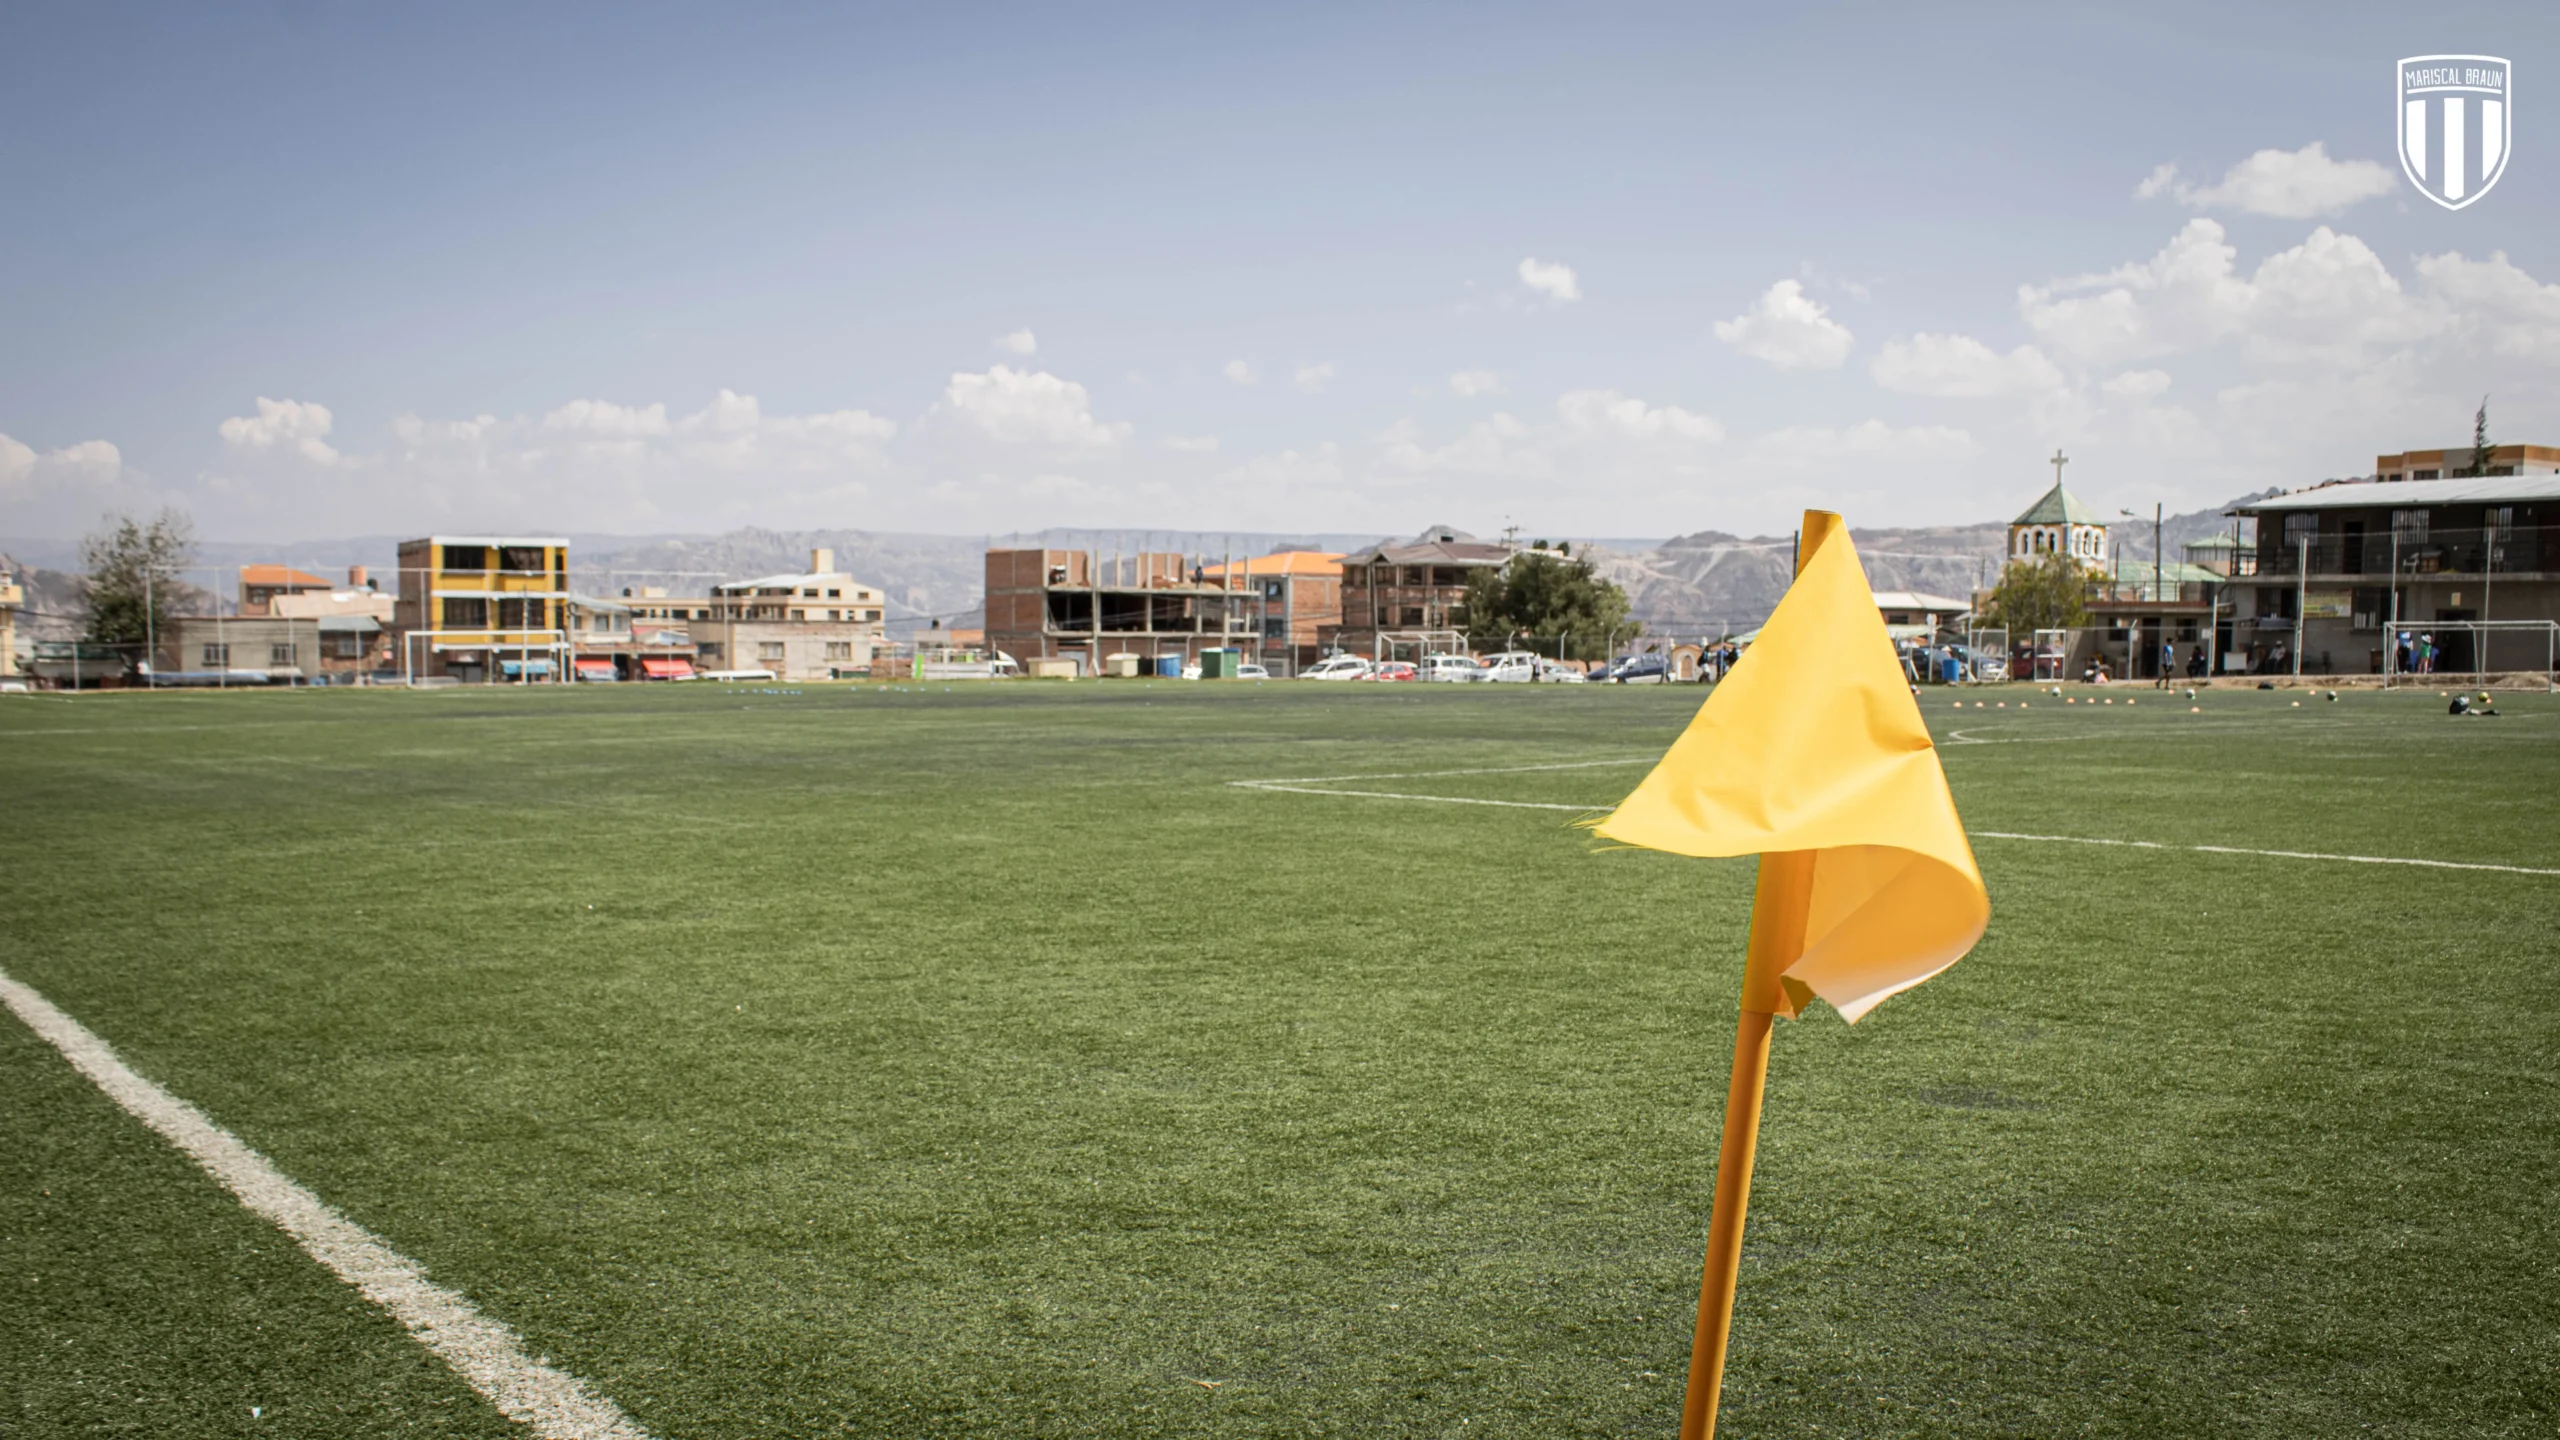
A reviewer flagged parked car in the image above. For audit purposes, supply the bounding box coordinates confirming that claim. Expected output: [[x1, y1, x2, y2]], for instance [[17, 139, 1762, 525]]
[[1237, 663, 1270, 680], [1420, 654, 1488, 682], [1299, 654, 1371, 680], [1479, 651, 1538, 683], [1540, 661, 1587, 683], [1365, 660, 1418, 681], [1594, 654, 1668, 684]]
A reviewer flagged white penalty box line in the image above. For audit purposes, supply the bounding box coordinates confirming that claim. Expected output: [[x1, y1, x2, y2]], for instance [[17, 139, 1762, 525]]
[[0, 968, 652, 1440], [1227, 762, 2560, 878]]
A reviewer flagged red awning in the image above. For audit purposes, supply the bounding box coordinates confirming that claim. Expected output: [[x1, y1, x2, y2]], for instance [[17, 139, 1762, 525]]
[[574, 659, 616, 674], [640, 658, 694, 679]]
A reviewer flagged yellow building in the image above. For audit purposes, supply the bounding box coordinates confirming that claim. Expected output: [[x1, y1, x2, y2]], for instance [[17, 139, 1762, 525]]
[[0, 563, 22, 680], [392, 535, 571, 682]]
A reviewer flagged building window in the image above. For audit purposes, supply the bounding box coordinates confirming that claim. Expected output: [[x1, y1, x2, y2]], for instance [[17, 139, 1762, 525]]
[[758, 641, 787, 662], [2412, 469, 2440, 480], [2282, 513, 2318, 553], [202, 643, 229, 666], [324, 634, 362, 659], [2487, 505, 2514, 540], [498, 597, 546, 629], [825, 589, 840, 598], [442, 597, 489, 628], [698, 641, 722, 660], [1401, 607, 1424, 626], [270, 643, 296, 666], [499, 545, 544, 573], [824, 642, 853, 661], [442, 544, 488, 571]]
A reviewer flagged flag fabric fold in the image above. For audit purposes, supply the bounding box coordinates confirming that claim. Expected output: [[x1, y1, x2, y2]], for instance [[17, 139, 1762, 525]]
[[1592, 518, 1987, 1021]]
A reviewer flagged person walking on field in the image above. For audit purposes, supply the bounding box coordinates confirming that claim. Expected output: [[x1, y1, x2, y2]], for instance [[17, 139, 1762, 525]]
[[2397, 631, 2414, 676], [2158, 638, 2175, 688]]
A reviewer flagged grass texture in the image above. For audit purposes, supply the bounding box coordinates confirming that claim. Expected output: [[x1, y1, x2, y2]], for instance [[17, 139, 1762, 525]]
[[3, 680, 2556, 1438]]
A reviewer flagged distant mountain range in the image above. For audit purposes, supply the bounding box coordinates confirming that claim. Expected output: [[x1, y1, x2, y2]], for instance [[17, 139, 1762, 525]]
[[4, 495, 2270, 646]]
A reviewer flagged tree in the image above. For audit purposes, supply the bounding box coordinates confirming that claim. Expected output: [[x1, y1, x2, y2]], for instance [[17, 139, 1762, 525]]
[[80, 508, 194, 649], [1979, 553, 2089, 634], [2463, 395, 2493, 476], [1461, 549, 1639, 659]]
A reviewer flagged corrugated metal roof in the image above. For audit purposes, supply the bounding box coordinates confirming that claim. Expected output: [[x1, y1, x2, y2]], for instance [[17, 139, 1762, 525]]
[[2237, 473, 2560, 511]]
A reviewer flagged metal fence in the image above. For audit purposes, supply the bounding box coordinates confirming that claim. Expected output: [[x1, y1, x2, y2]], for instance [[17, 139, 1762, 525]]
[[2256, 524, 2555, 577]]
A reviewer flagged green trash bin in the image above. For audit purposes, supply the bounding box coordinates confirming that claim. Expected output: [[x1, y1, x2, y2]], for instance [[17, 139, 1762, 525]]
[[1199, 648, 1240, 679]]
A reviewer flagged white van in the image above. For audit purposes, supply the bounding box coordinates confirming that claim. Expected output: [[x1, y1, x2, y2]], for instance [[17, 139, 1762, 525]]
[[1419, 654, 1488, 682], [1299, 654, 1372, 681], [1479, 651, 1539, 683]]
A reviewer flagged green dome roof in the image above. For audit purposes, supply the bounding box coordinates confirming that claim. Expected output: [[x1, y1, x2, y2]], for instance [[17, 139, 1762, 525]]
[[2012, 482, 2105, 525]]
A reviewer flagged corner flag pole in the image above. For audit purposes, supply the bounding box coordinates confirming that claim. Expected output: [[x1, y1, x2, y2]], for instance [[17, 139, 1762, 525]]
[[1675, 509, 1836, 1440]]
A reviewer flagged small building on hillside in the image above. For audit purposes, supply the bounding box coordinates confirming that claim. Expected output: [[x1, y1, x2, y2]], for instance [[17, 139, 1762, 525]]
[[1326, 526, 1510, 660], [689, 549, 885, 680], [1203, 550, 1344, 675], [393, 536, 572, 682], [983, 547, 1259, 675]]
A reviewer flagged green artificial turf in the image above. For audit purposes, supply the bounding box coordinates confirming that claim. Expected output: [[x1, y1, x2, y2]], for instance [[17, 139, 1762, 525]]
[[3, 680, 2555, 1438]]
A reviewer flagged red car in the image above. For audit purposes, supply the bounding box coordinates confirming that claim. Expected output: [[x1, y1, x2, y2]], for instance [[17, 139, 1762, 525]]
[[1365, 660, 1418, 681]]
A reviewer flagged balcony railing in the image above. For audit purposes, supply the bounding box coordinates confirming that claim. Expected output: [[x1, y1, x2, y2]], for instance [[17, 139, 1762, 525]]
[[2257, 525, 2554, 577]]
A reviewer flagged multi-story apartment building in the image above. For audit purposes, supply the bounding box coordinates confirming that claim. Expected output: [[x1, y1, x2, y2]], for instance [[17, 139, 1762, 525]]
[[1325, 527, 1510, 660], [690, 549, 886, 680], [2232, 458, 2559, 677], [0, 563, 22, 679], [1202, 551, 1343, 675], [392, 536, 571, 682]]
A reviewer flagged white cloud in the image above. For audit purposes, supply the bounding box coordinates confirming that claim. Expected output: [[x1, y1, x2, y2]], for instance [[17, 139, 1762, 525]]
[[2018, 219, 2254, 364], [936, 366, 1126, 448], [2136, 142, 2397, 219], [991, 328, 1038, 356], [1714, 279, 1854, 370], [1222, 359, 1259, 386], [1292, 362, 1337, 395], [1161, 434, 1221, 452], [2103, 369, 2172, 397], [1447, 369, 1503, 397], [1870, 333, 2065, 397], [2412, 250, 2560, 365], [2020, 220, 2438, 368], [1555, 389, 1722, 442], [1749, 420, 1976, 465], [0, 432, 152, 535], [1517, 257, 1582, 304], [543, 398, 671, 436], [217, 396, 340, 464]]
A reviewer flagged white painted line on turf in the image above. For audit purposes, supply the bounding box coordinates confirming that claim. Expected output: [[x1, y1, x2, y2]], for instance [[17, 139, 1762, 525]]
[[1240, 757, 1658, 785], [1235, 781, 1593, 810], [1972, 832, 2560, 877], [1231, 777, 2560, 875], [0, 968, 652, 1440]]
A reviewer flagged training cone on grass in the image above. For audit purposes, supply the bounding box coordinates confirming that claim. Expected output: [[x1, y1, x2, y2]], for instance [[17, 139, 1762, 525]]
[[1590, 510, 1988, 1440]]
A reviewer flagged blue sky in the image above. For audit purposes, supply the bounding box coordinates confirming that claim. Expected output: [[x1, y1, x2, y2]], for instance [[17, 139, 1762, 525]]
[[5, 2, 2556, 542]]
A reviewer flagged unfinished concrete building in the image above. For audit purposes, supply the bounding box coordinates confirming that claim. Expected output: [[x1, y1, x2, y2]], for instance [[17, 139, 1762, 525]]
[[984, 548, 1262, 674]]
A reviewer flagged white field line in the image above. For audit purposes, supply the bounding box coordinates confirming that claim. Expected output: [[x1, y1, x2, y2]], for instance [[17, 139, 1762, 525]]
[[1230, 768, 2560, 877], [0, 969, 651, 1440], [1970, 831, 2560, 877]]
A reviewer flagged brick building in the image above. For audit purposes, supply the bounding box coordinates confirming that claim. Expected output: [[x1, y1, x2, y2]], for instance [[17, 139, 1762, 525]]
[[1325, 527, 1510, 660], [984, 547, 1258, 674]]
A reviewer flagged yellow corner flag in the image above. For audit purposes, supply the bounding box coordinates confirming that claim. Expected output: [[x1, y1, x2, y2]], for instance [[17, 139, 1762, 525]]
[[1596, 511, 1988, 1440], [1595, 509, 1987, 1022]]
